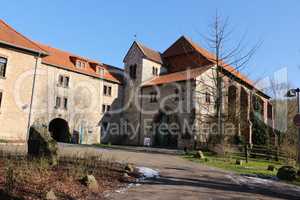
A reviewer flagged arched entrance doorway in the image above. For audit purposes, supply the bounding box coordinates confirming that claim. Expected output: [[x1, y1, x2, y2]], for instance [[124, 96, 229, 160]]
[[49, 118, 71, 143], [153, 110, 179, 148]]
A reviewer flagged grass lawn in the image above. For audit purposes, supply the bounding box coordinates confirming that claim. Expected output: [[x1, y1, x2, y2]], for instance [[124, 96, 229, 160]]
[[184, 151, 300, 185]]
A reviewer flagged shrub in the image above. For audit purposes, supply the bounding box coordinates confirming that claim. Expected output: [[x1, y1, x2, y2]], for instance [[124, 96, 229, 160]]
[[194, 151, 205, 159], [267, 165, 275, 171], [277, 166, 297, 181], [5, 166, 14, 194], [251, 114, 268, 145], [235, 159, 243, 165], [0, 139, 8, 143]]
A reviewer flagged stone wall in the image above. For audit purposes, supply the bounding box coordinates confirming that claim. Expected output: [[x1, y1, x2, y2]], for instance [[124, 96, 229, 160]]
[[140, 80, 195, 149], [31, 63, 122, 144], [0, 46, 39, 142], [0, 44, 123, 145]]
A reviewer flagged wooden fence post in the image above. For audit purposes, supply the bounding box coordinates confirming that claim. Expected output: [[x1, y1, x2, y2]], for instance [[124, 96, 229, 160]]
[[244, 144, 249, 163], [275, 146, 279, 161]]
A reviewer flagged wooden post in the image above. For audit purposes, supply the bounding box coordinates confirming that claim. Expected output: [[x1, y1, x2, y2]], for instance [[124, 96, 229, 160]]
[[244, 144, 249, 163], [275, 146, 279, 161]]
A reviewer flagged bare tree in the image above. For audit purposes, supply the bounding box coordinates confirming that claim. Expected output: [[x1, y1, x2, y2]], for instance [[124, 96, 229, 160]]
[[194, 13, 262, 146]]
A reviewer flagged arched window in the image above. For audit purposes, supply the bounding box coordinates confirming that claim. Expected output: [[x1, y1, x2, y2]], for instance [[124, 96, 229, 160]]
[[129, 64, 137, 79], [228, 85, 237, 118]]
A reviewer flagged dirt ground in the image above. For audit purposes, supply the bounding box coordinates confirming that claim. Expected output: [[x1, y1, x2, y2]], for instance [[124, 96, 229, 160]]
[[59, 144, 300, 200], [1, 144, 300, 200]]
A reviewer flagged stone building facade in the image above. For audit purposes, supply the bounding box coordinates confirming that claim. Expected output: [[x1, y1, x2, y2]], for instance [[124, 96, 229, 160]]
[[0, 20, 123, 144], [0, 19, 273, 149], [118, 36, 273, 149]]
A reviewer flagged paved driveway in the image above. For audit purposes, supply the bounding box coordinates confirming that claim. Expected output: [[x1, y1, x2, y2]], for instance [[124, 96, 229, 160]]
[[59, 144, 300, 200]]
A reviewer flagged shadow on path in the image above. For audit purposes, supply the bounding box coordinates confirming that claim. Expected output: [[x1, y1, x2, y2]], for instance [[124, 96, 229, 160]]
[[142, 175, 299, 200]]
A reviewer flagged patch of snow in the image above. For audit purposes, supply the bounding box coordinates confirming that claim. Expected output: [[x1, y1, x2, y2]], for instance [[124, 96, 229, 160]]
[[226, 174, 300, 194], [226, 174, 276, 186], [111, 182, 141, 195], [137, 167, 160, 179], [115, 188, 127, 194], [106, 167, 159, 197]]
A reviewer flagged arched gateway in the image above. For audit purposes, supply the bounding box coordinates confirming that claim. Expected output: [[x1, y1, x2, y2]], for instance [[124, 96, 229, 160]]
[[153, 110, 180, 148], [48, 118, 71, 143]]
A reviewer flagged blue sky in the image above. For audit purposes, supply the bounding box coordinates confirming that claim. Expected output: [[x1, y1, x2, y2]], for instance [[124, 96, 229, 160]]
[[1, 0, 300, 87]]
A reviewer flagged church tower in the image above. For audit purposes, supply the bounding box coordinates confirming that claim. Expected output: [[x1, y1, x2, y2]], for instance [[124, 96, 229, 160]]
[[122, 41, 163, 145]]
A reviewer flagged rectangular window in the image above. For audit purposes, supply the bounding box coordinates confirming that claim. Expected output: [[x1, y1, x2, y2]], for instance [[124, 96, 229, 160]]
[[205, 92, 211, 103], [102, 104, 111, 113], [267, 103, 273, 120], [76, 60, 81, 68], [97, 67, 104, 75], [174, 89, 179, 101], [58, 75, 64, 86], [55, 97, 61, 108], [76, 60, 86, 68], [58, 75, 69, 88], [64, 76, 69, 87], [103, 85, 107, 95], [102, 104, 106, 113], [152, 67, 158, 76], [0, 91, 3, 109], [63, 98, 68, 109], [181, 88, 185, 101], [129, 64, 137, 79], [0, 57, 7, 78], [103, 85, 112, 96], [150, 92, 157, 103], [108, 86, 112, 96]]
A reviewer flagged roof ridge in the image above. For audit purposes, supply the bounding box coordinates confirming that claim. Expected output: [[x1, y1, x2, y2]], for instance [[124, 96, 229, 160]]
[[181, 35, 216, 60], [141, 65, 212, 87], [137, 41, 161, 53], [134, 41, 163, 64], [103, 63, 124, 71], [0, 19, 47, 53], [181, 36, 254, 81], [134, 41, 147, 55], [36, 41, 102, 64]]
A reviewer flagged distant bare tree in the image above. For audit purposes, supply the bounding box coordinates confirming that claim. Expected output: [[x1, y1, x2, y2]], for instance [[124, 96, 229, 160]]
[[194, 13, 262, 146]]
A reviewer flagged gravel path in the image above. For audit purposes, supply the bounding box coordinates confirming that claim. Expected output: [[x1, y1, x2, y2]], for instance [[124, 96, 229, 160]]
[[2, 143, 300, 199], [59, 143, 300, 200]]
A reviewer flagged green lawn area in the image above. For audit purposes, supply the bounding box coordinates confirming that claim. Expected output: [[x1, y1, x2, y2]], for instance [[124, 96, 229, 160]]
[[184, 151, 300, 185], [94, 143, 112, 148], [0, 139, 8, 143]]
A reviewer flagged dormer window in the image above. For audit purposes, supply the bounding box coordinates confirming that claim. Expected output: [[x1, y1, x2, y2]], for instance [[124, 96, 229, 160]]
[[76, 60, 80, 68], [76, 60, 86, 69], [97, 67, 105, 75]]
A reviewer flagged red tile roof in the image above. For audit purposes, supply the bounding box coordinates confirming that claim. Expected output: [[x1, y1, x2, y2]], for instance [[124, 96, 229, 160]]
[[142, 65, 211, 87], [145, 36, 269, 98], [184, 36, 254, 86], [0, 20, 47, 54], [37, 42, 123, 84], [135, 41, 163, 64]]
